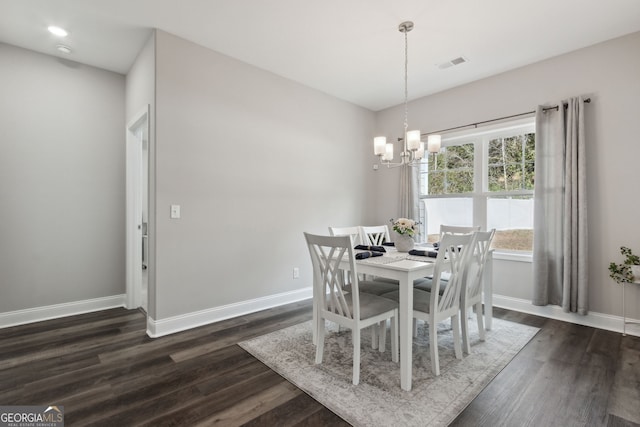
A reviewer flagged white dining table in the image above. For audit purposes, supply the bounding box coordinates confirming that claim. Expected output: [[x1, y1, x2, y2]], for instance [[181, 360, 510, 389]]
[[338, 246, 494, 391]]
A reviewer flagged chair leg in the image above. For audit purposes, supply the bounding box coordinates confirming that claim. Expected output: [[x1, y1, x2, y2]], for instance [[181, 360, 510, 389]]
[[476, 302, 486, 341], [315, 319, 325, 364], [353, 328, 361, 385], [312, 299, 318, 345], [429, 320, 439, 376], [452, 314, 462, 359], [461, 306, 471, 355], [391, 315, 399, 363], [378, 320, 387, 353]]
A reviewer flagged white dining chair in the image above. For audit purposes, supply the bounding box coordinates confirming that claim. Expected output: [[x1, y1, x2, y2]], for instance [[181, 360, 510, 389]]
[[380, 232, 475, 376], [412, 225, 480, 336], [460, 229, 495, 354], [328, 226, 363, 246], [439, 224, 480, 238], [330, 224, 399, 294], [415, 224, 479, 289], [360, 225, 391, 246], [304, 232, 399, 385], [330, 225, 398, 349]]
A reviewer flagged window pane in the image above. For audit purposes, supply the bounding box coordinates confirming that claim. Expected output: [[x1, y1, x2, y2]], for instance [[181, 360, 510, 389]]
[[488, 164, 527, 191], [423, 171, 444, 195], [421, 198, 473, 242], [488, 133, 535, 192], [445, 170, 474, 193], [420, 143, 474, 195], [487, 196, 533, 251], [445, 144, 474, 168]]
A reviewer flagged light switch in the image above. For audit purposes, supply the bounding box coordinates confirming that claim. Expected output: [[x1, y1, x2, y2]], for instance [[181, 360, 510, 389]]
[[170, 204, 181, 219]]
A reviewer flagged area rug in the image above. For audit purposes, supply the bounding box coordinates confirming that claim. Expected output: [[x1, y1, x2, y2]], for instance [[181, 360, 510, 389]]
[[239, 317, 539, 426]]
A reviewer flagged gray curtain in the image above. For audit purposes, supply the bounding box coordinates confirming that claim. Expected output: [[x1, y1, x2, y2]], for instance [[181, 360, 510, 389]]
[[399, 164, 419, 219], [532, 96, 588, 314]]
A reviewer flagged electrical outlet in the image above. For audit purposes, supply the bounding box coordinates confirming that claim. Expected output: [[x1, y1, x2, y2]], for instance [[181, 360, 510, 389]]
[[293, 267, 300, 279]]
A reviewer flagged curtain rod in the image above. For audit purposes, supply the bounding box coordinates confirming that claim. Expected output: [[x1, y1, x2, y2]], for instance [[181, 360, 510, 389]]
[[423, 98, 591, 136]]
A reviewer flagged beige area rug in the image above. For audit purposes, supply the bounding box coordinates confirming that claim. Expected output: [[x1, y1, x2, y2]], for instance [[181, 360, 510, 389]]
[[239, 317, 539, 427]]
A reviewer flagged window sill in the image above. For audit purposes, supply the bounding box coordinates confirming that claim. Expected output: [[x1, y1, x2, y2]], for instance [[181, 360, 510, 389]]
[[492, 251, 533, 263]]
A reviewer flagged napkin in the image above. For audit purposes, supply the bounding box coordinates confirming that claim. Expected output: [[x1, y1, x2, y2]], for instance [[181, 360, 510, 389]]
[[355, 251, 384, 260], [354, 245, 386, 253], [382, 242, 395, 247], [408, 249, 438, 258]]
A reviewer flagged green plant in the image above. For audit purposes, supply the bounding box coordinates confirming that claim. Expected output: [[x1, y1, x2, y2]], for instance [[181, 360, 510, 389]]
[[609, 246, 640, 284]]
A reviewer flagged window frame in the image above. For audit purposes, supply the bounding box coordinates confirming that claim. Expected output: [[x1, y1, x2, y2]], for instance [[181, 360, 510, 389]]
[[418, 118, 535, 255]]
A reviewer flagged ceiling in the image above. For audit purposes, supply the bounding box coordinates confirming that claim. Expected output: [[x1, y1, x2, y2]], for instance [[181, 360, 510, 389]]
[[1, 0, 640, 111]]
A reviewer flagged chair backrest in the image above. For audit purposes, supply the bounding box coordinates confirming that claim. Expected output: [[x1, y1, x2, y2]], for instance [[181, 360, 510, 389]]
[[431, 233, 475, 316], [464, 229, 496, 302], [328, 226, 362, 246], [304, 232, 360, 321], [439, 224, 480, 240], [360, 225, 390, 246]]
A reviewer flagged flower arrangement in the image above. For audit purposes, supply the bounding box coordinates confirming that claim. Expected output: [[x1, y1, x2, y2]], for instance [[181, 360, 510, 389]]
[[390, 218, 420, 237], [609, 246, 640, 284]]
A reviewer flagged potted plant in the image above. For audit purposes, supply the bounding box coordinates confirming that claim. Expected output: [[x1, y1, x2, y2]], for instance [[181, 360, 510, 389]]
[[390, 218, 420, 252], [609, 246, 640, 284]]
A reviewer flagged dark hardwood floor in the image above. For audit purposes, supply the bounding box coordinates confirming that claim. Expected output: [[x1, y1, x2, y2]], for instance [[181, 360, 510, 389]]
[[1, 301, 639, 426]]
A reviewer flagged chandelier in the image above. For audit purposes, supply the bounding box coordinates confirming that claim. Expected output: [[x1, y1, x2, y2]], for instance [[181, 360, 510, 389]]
[[374, 21, 441, 168]]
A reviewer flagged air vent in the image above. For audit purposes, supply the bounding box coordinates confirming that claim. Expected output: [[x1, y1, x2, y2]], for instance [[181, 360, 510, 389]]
[[437, 56, 468, 69]]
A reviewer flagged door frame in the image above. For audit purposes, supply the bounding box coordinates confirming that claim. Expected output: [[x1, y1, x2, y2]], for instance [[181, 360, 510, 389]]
[[126, 105, 150, 309]]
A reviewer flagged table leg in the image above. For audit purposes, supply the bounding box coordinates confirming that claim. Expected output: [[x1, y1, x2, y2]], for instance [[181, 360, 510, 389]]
[[399, 277, 413, 391], [483, 251, 493, 331]]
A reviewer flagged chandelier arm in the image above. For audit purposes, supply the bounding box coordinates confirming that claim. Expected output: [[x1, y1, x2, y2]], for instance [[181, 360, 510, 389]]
[[378, 159, 425, 169]]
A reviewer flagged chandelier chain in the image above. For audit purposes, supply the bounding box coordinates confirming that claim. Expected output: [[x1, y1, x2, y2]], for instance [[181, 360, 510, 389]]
[[403, 28, 409, 137]]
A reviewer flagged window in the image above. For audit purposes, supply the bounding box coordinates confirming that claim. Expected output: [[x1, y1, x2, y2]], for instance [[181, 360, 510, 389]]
[[418, 119, 535, 252]]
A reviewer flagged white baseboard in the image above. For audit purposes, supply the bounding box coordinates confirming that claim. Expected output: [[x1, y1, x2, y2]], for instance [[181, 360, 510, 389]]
[[146, 287, 313, 338], [0, 295, 126, 329], [5, 290, 633, 339], [493, 294, 640, 337]]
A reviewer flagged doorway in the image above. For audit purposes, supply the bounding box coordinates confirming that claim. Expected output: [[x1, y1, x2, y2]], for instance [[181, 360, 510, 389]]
[[126, 106, 149, 312]]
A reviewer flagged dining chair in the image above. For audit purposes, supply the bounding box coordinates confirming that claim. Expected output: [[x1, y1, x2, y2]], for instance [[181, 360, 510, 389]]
[[360, 225, 391, 246], [380, 232, 475, 376], [330, 225, 398, 349], [460, 229, 495, 354], [412, 225, 480, 337], [304, 232, 399, 385], [439, 224, 480, 238], [415, 224, 480, 288], [328, 226, 363, 246]]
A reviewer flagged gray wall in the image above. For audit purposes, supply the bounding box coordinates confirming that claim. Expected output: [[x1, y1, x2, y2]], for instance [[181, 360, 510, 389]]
[[153, 31, 376, 319], [0, 43, 126, 311], [373, 31, 640, 317]]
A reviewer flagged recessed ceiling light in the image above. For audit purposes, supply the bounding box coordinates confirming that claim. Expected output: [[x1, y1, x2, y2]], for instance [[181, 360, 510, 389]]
[[56, 45, 72, 54], [47, 26, 68, 37]]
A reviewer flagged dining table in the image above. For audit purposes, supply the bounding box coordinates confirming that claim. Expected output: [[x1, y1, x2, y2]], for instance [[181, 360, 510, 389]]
[[338, 245, 494, 391]]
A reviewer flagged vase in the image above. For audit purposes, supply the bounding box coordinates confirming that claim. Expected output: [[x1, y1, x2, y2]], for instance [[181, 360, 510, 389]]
[[632, 266, 640, 283], [394, 233, 414, 252]]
